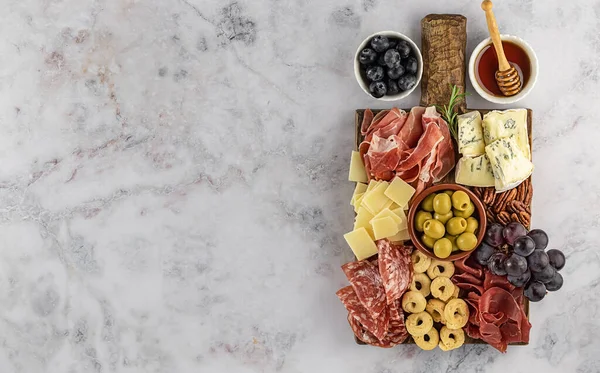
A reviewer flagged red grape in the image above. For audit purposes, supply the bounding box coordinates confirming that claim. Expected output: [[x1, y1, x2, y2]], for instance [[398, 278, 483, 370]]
[[527, 229, 549, 250], [505, 253, 528, 276], [524, 281, 546, 302], [527, 250, 549, 272], [502, 222, 527, 245], [547, 249, 565, 271], [546, 272, 563, 291], [508, 269, 531, 287], [513, 236, 535, 257], [484, 223, 505, 247], [488, 252, 507, 276]]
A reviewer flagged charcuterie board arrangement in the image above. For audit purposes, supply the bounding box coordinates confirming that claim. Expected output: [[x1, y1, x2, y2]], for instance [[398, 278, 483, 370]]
[[335, 8, 565, 353]]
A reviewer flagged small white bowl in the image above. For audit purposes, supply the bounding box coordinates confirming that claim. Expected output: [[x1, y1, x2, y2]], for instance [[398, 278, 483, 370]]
[[354, 31, 423, 101], [468, 35, 538, 104]]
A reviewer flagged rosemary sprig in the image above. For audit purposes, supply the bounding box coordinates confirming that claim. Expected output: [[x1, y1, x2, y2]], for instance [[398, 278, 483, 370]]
[[435, 85, 470, 142]]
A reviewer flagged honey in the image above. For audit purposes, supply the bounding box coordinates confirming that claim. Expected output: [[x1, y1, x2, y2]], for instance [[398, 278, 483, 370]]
[[476, 41, 531, 96]]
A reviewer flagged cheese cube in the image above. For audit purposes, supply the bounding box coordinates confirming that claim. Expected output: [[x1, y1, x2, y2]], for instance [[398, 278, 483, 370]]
[[349, 151, 368, 183], [388, 229, 410, 243], [384, 177, 415, 208], [455, 155, 496, 187], [485, 137, 534, 192], [482, 109, 530, 160], [457, 111, 485, 156], [343, 227, 378, 260], [372, 217, 400, 240], [354, 207, 375, 238], [362, 181, 391, 215]]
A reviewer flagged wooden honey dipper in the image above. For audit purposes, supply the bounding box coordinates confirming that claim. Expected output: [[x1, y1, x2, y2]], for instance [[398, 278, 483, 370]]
[[481, 0, 522, 96]]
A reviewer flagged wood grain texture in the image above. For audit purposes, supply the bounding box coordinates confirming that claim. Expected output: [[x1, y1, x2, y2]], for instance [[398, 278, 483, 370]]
[[420, 14, 467, 110]]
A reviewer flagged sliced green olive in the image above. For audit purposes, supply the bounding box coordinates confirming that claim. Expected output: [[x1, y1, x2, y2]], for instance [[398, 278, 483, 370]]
[[433, 238, 452, 259], [421, 234, 437, 249]]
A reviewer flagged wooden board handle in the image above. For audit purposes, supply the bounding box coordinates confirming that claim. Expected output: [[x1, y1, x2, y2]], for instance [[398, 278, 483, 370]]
[[420, 14, 467, 111], [481, 0, 511, 71]]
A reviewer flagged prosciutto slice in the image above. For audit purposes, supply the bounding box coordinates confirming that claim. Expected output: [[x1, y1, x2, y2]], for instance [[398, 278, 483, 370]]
[[359, 106, 455, 194]]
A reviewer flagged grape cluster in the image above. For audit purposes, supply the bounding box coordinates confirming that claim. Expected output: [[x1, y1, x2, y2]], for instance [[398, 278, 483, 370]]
[[473, 222, 565, 302]]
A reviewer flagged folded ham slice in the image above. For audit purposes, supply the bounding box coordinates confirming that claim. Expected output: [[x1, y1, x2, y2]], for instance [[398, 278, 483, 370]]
[[360, 106, 455, 194], [452, 257, 531, 352]]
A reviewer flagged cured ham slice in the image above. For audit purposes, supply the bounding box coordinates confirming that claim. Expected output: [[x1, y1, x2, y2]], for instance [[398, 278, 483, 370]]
[[452, 258, 531, 352], [359, 106, 455, 193]]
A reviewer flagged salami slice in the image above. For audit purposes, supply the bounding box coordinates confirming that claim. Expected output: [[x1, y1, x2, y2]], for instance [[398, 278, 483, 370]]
[[377, 240, 413, 305], [342, 260, 387, 319], [336, 286, 389, 341]]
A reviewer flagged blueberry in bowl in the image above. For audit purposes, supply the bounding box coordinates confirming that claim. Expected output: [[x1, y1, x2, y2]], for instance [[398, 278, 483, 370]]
[[354, 31, 423, 101]]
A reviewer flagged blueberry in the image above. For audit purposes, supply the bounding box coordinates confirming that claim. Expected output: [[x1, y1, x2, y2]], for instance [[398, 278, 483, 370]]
[[386, 79, 399, 95], [396, 40, 411, 58], [387, 65, 405, 80], [370, 35, 390, 53], [369, 81, 387, 98], [376, 54, 387, 66], [398, 74, 417, 91], [384, 49, 401, 69], [404, 56, 418, 75], [359, 48, 378, 65], [365, 65, 384, 82]]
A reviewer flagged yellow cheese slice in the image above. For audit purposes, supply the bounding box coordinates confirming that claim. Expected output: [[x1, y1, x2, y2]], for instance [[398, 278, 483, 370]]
[[354, 207, 375, 238], [391, 207, 407, 229], [362, 181, 391, 215], [349, 151, 368, 183], [354, 193, 366, 213], [384, 177, 416, 208], [351, 192, 364, 207], [366, 180, 378, 193], [389, 202, 402, 210], [351, 182, 368, 206], [370, 208, 403, 226], [343, 227, 378, 260], [388, 229, 410, 243], [372, 217, 400, 240]]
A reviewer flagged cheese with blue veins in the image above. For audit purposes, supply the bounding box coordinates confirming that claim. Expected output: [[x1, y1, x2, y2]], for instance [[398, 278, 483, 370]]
[[482, 109, 530, 160], [455, 154, 496, 187], [485, 137, 534, 192], [457, 111, 485, 156]]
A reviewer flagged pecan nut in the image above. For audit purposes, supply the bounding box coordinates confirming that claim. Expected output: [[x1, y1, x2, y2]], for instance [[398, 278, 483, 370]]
[[497, 211, 511, 225]]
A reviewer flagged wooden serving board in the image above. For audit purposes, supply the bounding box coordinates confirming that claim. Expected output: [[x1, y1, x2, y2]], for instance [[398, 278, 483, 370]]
[[351, 14, 532, 346]]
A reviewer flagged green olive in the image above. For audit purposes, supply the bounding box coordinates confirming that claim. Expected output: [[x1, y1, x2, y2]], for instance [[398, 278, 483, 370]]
[[421, 194, 436, 212], [421, 234, 437, 249], [445, 234, 460, 252], [451, 190, 471, 211], [446, 217, 467, 236], [415, 211, 433, 232], [456, 232, 478, 251], [444, 190, 454, 197], [433, 193, 452, 214], [423, 219, 445, 239], [465, 217, 479, 234], [434, 211, 453, 224], [433, 238, 452, 259], [454, 202, 475, 218]]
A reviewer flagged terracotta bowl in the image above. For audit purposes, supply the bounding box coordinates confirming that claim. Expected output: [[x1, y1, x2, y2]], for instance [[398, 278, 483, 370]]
[[407, 184, 487, 262]]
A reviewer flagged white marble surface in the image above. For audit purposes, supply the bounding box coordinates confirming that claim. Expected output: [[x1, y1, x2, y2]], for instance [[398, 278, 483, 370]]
[[0, 0, 598, 372]]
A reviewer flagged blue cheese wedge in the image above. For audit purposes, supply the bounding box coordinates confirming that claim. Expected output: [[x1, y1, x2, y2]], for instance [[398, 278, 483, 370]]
[[482, 109, 530, 160], [455, 155, 495, 187], [485, 137, 534, 192], [457, 111, 485, 156]]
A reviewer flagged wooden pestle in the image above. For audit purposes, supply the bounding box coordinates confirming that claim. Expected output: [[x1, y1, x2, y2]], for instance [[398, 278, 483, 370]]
[[481, 0, 522, 96]]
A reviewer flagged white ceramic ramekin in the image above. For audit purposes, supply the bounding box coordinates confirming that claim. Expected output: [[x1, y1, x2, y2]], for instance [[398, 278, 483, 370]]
[[469, 35, 538, 104], [354, 31, 423, 101]]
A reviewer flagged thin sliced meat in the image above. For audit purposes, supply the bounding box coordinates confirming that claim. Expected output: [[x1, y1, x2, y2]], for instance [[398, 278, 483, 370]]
[[452, 272, 484, 287], [365, 109, 405, 142], [396, 121, 444, 172], [484, 273, 515, 293], [377, 240, 413, 305], [337, 286, 390, 341], [395, 107, 425, 150], [455, 256, 484, 279], [422, 106, 455, 182], [361, 109, 374, 135], [341, 260, 387, 319]]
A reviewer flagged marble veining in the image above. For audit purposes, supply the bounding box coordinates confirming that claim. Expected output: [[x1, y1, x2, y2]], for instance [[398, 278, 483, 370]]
[[0, 0, 598, 372]]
